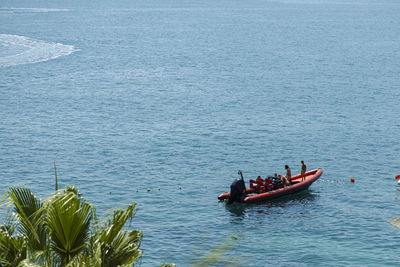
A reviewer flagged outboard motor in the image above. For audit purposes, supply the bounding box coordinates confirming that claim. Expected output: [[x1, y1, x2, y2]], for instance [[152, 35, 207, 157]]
[[227, 170, 246, 204]]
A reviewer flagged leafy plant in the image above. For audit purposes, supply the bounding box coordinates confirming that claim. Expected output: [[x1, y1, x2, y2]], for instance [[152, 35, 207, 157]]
[[0, 186, 142, 267]]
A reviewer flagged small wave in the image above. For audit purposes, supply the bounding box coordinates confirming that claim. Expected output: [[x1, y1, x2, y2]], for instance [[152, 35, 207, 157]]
[[318, 178, 347, 183], [0, 8, 70, 13], [0, 34, 78, 67]]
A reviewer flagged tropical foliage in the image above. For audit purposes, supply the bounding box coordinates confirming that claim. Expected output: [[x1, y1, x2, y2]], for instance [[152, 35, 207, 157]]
[[0, 186, 142, 267]]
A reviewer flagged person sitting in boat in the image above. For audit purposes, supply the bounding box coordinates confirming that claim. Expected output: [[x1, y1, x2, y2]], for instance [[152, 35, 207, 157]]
[[268, 174, 284, 189], [249, 176, 266, 193], [273, 173, 285, 187], [278, 174, 290, 186], [264, 176, 274, 191]]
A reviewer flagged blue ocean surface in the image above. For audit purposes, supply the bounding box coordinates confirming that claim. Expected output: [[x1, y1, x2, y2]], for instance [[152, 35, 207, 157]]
[[1, 0, 400, 265]]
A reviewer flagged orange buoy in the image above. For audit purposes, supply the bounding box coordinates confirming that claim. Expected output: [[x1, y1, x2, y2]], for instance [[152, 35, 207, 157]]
[[351, 178, 355, 183]]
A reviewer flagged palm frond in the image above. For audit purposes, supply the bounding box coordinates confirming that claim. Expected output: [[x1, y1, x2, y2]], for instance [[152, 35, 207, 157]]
[[6, 187, 45, 252], [47, 193, 92, 264], [16, 259, 42, 267], [106, 230, 143, 266], [98, 204, 137, 244], [93, 204, 142, 266], [0, 227, 26, 266], [1, 186, 142, 267]]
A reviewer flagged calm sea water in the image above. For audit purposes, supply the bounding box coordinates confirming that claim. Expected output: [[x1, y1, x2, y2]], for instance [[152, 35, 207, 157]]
[[1, 0, 400, 266]]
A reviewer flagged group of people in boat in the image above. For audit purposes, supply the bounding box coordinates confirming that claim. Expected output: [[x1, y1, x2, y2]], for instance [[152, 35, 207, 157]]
[[227, 161, 307, 204], [250, 161, 307, 192]]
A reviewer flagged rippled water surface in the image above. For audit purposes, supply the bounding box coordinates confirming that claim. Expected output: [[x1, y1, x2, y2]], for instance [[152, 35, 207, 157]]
[[1, 0, 400, 266]]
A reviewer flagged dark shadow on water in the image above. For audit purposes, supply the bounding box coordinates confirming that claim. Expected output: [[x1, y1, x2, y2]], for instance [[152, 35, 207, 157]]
[[225, 202, 247, 217], [224, 189, 318, 219]]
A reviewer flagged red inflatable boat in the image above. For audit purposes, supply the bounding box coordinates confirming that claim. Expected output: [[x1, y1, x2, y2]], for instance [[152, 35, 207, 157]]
[[218, 169, 323, 204]]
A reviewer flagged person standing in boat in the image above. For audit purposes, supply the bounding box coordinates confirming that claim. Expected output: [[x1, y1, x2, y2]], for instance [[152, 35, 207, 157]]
[[301, 160, 306, 181], [282, 165, 291, 186]]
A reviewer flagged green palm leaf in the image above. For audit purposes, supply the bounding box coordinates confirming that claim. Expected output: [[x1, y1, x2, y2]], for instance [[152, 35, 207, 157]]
[[96, 204, 142, 266], [6, 187, 45, 253], [2, 186, 143, 267], [47, 193, 92, 264], [99, 204, 136, 244], [16, 259, 42, 267], [0, 226, 26, 266], [108, 230, 142, 266]]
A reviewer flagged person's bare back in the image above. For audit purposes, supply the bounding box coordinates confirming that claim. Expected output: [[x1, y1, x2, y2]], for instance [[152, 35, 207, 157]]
[[285, 165, 291, 184]]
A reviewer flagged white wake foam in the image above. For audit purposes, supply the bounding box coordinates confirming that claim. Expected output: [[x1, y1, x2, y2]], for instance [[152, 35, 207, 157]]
[[0, 8, 70, 13], [0, 34, 78, 67]]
